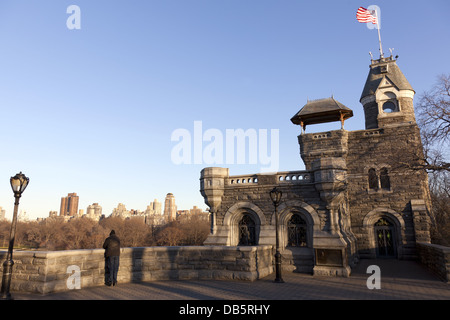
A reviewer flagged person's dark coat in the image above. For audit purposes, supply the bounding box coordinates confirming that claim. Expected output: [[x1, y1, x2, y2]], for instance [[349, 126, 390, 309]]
[[103, 230, 121, 257]]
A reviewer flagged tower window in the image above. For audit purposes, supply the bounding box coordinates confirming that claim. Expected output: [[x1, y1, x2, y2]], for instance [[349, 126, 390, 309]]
[[382, 101, 397, 113], [368, 168, 378, 190], [380, 168, 391, 190], [368, 168, 391, 191]]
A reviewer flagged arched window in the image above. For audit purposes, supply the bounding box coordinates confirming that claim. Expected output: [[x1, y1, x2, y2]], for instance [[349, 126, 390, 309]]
[[368, 168, 378, 190], [382, 101, 396, 113], [287, 214, 307, 247], [238, 214, 257, 246], [381, 92, 398, 114], [380, 168, 391, 190]]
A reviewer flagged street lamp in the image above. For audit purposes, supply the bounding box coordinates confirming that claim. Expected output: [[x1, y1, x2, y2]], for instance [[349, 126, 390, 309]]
[[270, 187, 284, 283], [1, 172, 29, 300]]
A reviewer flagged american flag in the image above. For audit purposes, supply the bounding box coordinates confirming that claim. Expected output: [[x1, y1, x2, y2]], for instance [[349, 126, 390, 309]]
[[356, 7, 378, 24]]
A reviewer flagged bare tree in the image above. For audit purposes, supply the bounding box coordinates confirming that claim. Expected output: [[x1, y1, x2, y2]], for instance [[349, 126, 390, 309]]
[[178, 215, 210, 245], [414, 74, 450, 245], [156, 224, 184, 246], [416, 74, 450, 172]]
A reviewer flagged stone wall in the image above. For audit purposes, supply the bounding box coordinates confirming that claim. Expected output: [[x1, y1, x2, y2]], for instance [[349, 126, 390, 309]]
[[202, 168, 321, 247], [0, 245, 274, 295], [346, 124, 432, 259], [416, 242, 450, 282]]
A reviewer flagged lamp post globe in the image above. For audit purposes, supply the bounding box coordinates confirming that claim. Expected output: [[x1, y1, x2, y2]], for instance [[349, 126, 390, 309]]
[[10, 172, 29, 195]]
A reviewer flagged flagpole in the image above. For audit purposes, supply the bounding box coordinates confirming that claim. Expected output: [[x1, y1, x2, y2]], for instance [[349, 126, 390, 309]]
[[374, 8, 383, 58]]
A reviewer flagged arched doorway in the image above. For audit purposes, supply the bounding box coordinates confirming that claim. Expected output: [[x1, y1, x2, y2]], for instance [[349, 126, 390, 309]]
[[374, 217, 396, 258], [238, 214, 257, 246]]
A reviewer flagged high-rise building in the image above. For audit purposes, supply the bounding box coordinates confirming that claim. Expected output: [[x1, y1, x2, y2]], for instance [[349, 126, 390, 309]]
[[111, 203, 130, 218], [145, 199, 162, 216], [60, 193, 79, 217], [0, 207, 5, 220], [86, 203, 102, 221], [163, 193, 177, 222], [152, 199, 162, 215]]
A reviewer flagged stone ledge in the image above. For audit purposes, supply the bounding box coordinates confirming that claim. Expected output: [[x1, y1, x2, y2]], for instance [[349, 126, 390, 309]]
[[0, 245, 274, 295], [416, 242, 450, 282]]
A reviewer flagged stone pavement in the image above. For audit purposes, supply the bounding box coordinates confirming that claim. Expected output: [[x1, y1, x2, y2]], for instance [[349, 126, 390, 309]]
[[13, 259, 449, 300]]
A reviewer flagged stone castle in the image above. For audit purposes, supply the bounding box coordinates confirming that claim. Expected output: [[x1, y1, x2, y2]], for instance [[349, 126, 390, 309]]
[[200, 55, 432, 276], [2, 56, 447, 296]]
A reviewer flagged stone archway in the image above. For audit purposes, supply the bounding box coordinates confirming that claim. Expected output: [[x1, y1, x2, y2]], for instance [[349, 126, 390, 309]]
[[362, 208, 405, 259], [272, 200, 320, 273], [275, 200, 321, 248], [223, 202, 266, 246]]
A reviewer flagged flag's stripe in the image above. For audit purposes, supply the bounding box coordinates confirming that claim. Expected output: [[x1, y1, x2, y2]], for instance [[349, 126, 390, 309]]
[[356, 6, 378, 24]]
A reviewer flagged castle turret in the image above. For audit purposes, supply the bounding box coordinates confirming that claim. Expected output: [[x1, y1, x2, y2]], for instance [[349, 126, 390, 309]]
[[360, 56, 415, 129]]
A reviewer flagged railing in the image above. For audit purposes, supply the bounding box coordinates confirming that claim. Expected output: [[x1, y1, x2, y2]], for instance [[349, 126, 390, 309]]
[[276, 171, 311, 183], [228, 175, 259, 185], [227, 171, 312, 185]]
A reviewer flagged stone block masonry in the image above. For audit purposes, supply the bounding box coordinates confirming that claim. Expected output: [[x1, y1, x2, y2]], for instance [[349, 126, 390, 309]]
[[416, 242, 450, 282], [0, 245, 274, 295]]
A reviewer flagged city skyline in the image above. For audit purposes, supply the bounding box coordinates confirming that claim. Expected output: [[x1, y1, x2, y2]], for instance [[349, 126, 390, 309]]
[[0, 191, 206, 221], [0, 1, 449, 220]]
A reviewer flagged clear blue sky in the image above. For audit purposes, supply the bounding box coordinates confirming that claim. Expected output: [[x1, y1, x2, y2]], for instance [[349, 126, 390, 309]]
[[0, 0, 449, 220]]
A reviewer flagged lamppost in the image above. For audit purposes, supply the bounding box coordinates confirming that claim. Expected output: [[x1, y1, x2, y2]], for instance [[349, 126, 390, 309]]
[[1, 172, 29, 300], [270, 187, 284, 283]]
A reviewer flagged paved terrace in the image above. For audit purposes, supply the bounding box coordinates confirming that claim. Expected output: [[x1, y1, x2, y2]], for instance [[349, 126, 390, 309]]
[[13, 259, 449, 300]]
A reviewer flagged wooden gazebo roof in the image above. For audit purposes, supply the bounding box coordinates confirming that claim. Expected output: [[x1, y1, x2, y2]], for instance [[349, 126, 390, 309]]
[[290, 97, 353, 131]]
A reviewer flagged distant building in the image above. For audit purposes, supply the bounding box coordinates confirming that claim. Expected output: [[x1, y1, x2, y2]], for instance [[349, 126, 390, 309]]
[[145, 199, 162, 216], [163, 193, 177, 222], [86, 203, 102, 221], [0, 207, 5, 220], [189, 206, 204, 215], [177, 206, 209, 221], [111, 203, 130, 218], [49, 211, 58, 218], [18, 210, 29, 222], [60, 193, 79, 217]]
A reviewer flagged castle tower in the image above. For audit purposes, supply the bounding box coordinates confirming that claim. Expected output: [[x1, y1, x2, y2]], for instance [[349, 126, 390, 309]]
[[360, 56, 416, 129], [356, 55, 432, 253]]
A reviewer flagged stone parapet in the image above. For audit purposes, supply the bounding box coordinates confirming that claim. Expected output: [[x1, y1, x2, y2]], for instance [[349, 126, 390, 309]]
[[0, 245, 274, 295], [416, 242, 450, 282]]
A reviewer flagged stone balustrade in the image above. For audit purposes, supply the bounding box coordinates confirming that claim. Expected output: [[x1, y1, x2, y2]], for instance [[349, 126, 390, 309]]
[[276, 171, 311, 183], [228, 174, 259, 185], [0, 245, 274, 295], [227, 171, 311, 186]]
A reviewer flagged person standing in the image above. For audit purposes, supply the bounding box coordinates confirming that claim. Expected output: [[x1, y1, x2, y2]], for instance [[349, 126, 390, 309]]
[[103, 230, 120, 286]]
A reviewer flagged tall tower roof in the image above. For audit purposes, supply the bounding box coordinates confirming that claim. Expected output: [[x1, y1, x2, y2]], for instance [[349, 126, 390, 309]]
[[360, 56, 414, 101]]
